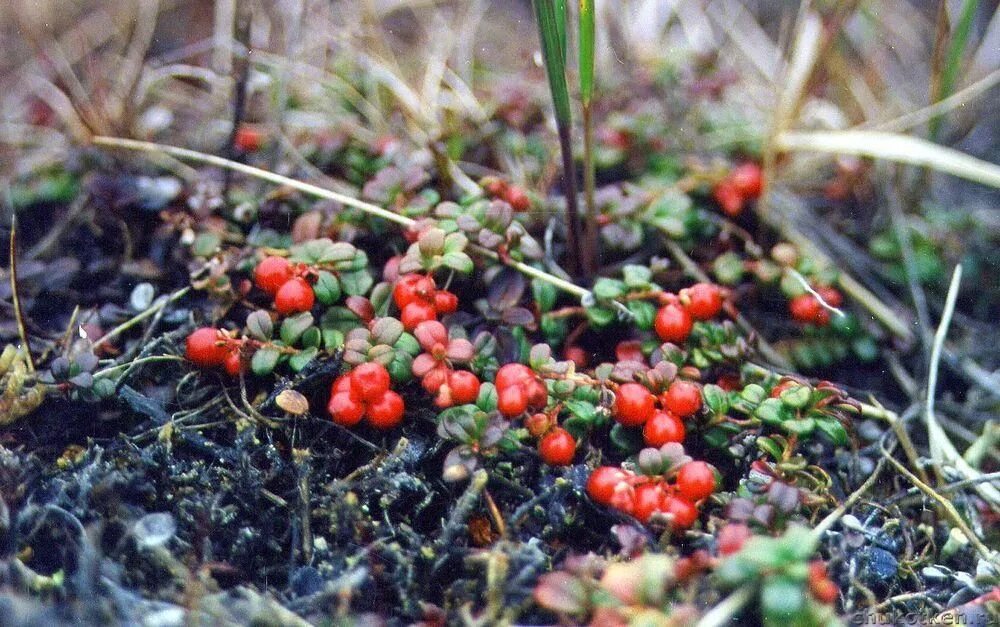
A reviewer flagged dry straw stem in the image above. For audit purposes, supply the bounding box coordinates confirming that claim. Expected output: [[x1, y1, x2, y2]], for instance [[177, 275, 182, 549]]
[[924, 265, 1000, 506], [89, 136, 594, 304], [775, 130, 1000, 190]]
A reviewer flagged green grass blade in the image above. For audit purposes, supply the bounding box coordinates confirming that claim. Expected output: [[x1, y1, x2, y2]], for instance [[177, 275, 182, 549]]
[[532, 0, 586, 275], [555, 0, 568, 65], [930, 0, 979, 139], [578, 0, 595, 106]]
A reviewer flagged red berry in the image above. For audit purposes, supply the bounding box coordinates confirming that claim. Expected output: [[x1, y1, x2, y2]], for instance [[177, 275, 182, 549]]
[[811, 578, 839, 605], [613, 383, 656, 427], [421, 367, 448, 395], [366, 390, 405, 429], [274, 277, 315, 314], [615, 340, 645, 363], [254, 256, 294, 295], [654, 303, 693, 344], [676, 461, 716, 501], [713, 179, 744, 217], [729, 163, 763, 199], [331, 374, 356, 397], [525, 412, 552, 438], [497, 384, 528, 417], [401, 301, 437, 330], [185, 327, 228, 367], [495, 363, 534, 390], [393, 274, 435, 309], [587, 467, 628, 505], [433, 290, 458, 314], [351, 362, 391, 402], [223, 349, 243, 376], [661, 495, 699, 529], [563, 346, 588, 368], [524, 378, 548, 408], [328, 392, 365, 426], [717, 523, 751, 556], [664, 380, 702, 417], [234, 125, 263, 152], [682, 283, 723, 321], [538, 427, 576, 466], [505, 186, 531, 212], [448, 370, 480, 405], [608, 485, 636, 515], [633, 482, 665, 523], [643, 411, 686, 447], [789, 294, 823, 324], [816, 286, 843, 308]]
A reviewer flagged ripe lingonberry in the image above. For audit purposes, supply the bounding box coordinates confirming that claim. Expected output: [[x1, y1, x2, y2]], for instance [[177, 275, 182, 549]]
[[366, 391, 405, 429], [676, 461, 716, 501], [401, 301, 437, 330], [433, 290, 458, 314], [538, 427, 576, 466], [817, 286, 843, 308], [234, 125, 263, 152], [717, 523, 751, 556], [654, 303, 693, 344], [681, 283, 723, 320], [274, 277, 315, 314], [351, 362, 391, 402], [563, 346, 588, 368], [730, 162, 763, 199], [633, 482, 665, 523], [663, 380, 702, 417], [185, 327, 229, 367], [393, 274, 435, 308], [505, 186, 530, 212], [497, 384, 529, 417], [328, 392, 365, 426], [615, 340, 644, 363], [661, 495, 698, 529], [448, 370, 480, 405], [608, 484, 636, 515], [495, 363, 534, 389], [643, 411, 686, 446], [713, 179, 744, 217], [223, 349, 243, 376], [808, 562, 839, 604], [789, 294, 824, 325], [586, 466, 628, 505], [254, 256, 293, 295], [613, 383, 656, 427]]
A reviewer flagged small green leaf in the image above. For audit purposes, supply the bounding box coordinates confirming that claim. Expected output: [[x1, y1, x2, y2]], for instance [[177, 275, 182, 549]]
[[622, 264, 651, 289], [593, 278, 626, 301], [814, 416, 849, 446], [740, 384, 766, 405], [779, 385, 811, 409], [585, 305, 616, 328], [756, 436, 784, 460], [246, 310, 273, 341], [251, 348, 281, 375], [313, 271, 341, 305], [280, 312, 314, 345], [609, 423, 643, 453], [300, 326, 322, 349], [289, 347, 318, 372], [627, 300, 656, 331], [761, 577, 805, 620], [782, 417, 816, 436], [532, 278, 558, 312], [441, 251, 474, 274], [339, 269, 373, 296], [702, 384, 730, 415], [755, 398, 788, 426]]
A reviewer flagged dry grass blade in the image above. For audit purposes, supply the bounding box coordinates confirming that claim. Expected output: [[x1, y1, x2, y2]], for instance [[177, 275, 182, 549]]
[[776, 130, 1000, 189]]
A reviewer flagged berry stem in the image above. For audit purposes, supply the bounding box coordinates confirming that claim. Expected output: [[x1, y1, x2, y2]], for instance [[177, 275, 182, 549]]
[[92, 286, 192, 350]]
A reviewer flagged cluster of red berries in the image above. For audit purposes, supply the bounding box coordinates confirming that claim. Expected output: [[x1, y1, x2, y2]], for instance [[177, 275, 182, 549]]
[[712, 162, 763, 218], [788, 286, 841, 326], [654, 283, 724, 345], [412, 321, 481, 408], [807, 561, 840, 605], [185, 327, 245, 376], [254, 256, 315, 315], [481, 177, 531, 212], [586, 460, 716, 528], [494, 363, 548, 418], [327, 362, 405, 429], [612, 380, 702, 447], [393, 274, 458, 330]]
